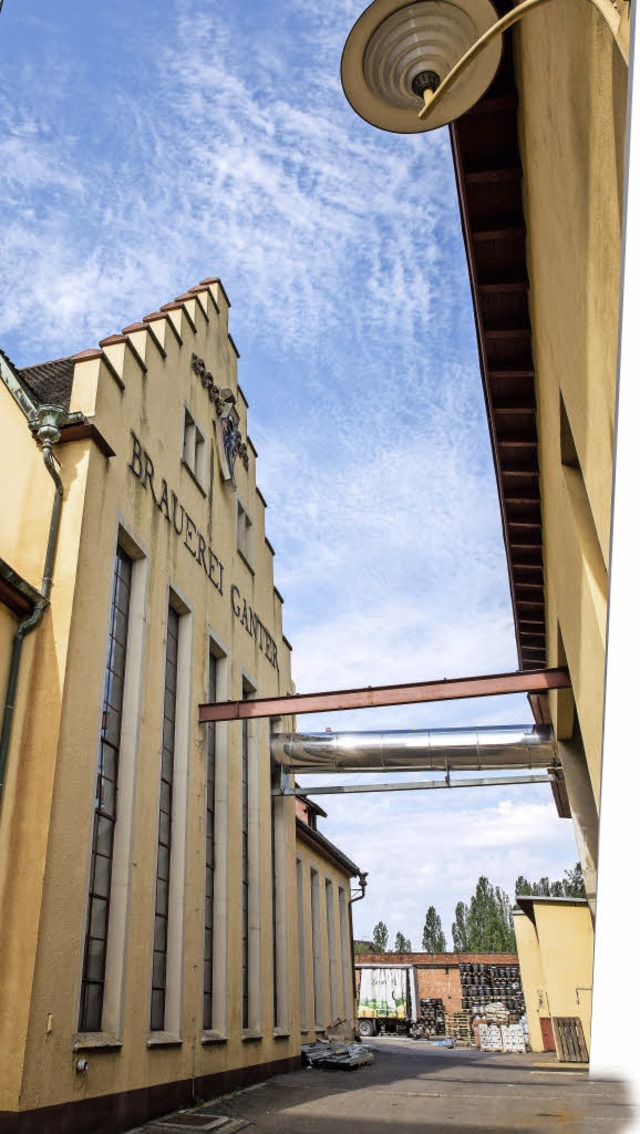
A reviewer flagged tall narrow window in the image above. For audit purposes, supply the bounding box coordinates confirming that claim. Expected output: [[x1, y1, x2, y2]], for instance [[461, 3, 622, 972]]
[[241, 707, 250, 1030], [297, 860, 308, 1032], [325, 880, 338, 1022], [150, 604, 179, 1032], [202, 652, 217, 1031], [271, 791, 279, 1029], [239, 677, 259, 1035], [339, 887, 352, 1022], [79, 547, 133, 1032], [310, 868, 324, 1028]]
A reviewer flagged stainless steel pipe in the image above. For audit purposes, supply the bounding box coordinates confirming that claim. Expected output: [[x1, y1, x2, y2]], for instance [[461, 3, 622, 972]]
[[270, 725, 556, 774]]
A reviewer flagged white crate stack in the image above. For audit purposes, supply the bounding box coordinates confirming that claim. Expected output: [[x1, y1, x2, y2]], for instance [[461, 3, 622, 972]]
[[477, 1022, 526, 1053], [478, 1024, 503, 1052], [501, 1023, 526, 1053]]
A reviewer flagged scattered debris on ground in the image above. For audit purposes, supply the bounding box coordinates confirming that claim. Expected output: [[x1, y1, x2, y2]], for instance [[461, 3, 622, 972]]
[[302, 1040, 374, 1070]]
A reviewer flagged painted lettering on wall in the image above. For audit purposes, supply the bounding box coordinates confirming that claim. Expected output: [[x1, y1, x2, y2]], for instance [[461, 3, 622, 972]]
[[128, 431, 280, 671], [231, 584, 279, 672], [129, 430, 224, 595]]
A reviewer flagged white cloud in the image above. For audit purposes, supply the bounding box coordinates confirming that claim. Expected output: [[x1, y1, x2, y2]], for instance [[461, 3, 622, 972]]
[[323, 792, 579, 948], [0, 0, 461, 372], [0, 0, 579, 951]]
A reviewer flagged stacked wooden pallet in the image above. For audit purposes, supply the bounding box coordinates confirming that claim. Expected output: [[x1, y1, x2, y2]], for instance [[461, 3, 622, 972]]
[[445, 1012, 474, 1045]]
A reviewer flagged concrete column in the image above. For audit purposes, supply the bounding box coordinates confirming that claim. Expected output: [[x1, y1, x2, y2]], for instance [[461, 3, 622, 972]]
[[558, 736, 599, 921]]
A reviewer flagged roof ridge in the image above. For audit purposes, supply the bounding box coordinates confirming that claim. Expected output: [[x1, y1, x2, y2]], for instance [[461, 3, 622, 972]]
[[4, 277, 228, 412], [15, 354, 76, 372]]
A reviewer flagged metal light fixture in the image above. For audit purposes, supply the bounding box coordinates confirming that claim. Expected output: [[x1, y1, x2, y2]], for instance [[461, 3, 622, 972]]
[[341, 0, 629, 133], [342, 0, 503, 131]]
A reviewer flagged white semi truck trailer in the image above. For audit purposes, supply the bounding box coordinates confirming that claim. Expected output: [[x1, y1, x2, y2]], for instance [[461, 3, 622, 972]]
[[356, 964, 419, 1037]]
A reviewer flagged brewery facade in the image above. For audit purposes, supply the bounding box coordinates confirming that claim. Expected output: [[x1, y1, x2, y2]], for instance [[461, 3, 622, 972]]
[[0, 277, 361, 1132]]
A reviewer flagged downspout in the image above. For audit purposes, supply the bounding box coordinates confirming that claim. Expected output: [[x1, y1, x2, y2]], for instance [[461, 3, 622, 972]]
[[0, 405, 81, 805], [349, 872, 368, 1024]]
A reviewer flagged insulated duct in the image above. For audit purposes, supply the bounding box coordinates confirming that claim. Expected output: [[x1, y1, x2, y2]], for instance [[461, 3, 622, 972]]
[[270, 725, 556, 775]]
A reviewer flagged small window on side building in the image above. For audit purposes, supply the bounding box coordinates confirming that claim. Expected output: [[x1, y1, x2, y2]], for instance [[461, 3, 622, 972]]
[[237, 501, 253, 567], [183, 407, 206, 489]]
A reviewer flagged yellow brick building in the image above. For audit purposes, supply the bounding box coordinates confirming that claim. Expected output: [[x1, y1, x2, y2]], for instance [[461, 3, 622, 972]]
[[0, 278, 361, 1133]]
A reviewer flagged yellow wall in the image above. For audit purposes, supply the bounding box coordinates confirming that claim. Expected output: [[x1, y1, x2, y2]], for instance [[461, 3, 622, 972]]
[[0, 390, 91, 1111], [0, 280, 312, 1117], [513, 912, 547, 1054], [515, 5, 627, 802], [515, 902, 593, 1059], [0, 605, 18, 711], [534, 903, 593, 1052], [296, 833, 356, 1043]]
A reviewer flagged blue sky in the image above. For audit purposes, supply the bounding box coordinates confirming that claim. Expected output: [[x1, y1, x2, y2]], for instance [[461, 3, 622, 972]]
[[1, 0, 578, 947]]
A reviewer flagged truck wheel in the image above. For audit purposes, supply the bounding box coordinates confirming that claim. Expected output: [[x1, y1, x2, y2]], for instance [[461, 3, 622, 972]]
[[358, 1019, 376, 1038]]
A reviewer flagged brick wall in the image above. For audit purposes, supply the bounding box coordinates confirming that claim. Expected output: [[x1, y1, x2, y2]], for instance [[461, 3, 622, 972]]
[[355, 953, 520, 1015]]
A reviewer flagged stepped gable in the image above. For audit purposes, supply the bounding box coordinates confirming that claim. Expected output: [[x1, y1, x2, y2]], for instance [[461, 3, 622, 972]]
[[15, 357, 76, 410], [11, 276, 233, 409]]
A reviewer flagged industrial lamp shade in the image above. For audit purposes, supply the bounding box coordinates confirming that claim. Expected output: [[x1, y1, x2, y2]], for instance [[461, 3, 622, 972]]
[[341, 0, 503, 132]]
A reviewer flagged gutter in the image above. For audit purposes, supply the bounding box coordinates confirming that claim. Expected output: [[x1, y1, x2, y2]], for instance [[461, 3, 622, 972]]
[[295, 817, 362, 878], [0, 404, 84, 804]]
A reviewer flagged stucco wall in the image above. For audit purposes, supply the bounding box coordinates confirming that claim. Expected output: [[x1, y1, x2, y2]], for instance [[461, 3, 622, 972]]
[[534, 903, 593, 1049], [1, 281, 305, 1119], [513, 913, 547, 1052], [514, 903, 593, 1057], [296, 839, 356, 1043], [515, 2, 627, 801]]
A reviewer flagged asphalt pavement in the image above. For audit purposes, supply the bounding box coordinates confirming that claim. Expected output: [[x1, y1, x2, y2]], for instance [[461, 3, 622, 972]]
[[129, 1035, 635, 1134]]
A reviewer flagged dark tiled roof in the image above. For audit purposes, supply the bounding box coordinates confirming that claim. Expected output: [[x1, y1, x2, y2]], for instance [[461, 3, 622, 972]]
[[15, 357, 76, 410], [295, 817, 361, 878]]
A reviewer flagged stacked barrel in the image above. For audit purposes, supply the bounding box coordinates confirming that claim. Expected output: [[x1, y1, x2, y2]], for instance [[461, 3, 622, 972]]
[[459, 962, 525, 1017], [419, 997, 446, 1035]]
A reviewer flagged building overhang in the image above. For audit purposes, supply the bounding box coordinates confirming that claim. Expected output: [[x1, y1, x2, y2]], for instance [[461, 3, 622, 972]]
[[449, 7, 546, 676], [516, 895, 590, 925], [0, 558, 42, 618]]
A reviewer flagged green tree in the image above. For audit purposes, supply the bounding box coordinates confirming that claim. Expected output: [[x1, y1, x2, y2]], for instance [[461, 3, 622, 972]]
[[495, 885, 516, 951], [514, 875, 532, 896], [515, 863, 586, 900], [467, 876, 515, 952], [372, 921, 389, 954], [451, 900, 470, 952], [394, 932, 412, 953], [354, 941, 371, 956], [563, 862, 586, 898], [422, 906, 447, 952]]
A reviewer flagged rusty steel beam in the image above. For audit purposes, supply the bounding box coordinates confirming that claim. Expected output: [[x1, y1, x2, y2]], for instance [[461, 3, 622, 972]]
[[198, 667, 571, 724]]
